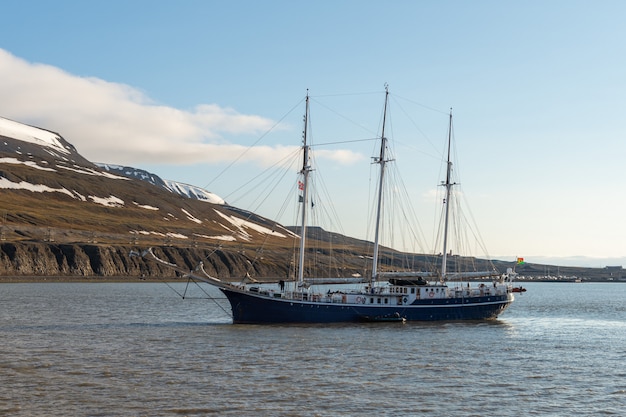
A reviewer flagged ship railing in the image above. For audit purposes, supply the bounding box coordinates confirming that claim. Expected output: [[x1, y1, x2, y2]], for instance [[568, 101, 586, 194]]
[[282, 290, 353, 304], [283, 291, 330, 303], [449, 283, 509, 298]]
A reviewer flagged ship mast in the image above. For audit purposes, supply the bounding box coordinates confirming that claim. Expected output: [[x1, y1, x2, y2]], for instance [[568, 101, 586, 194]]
[[297, 92, 311, 285], [371, 85, 390, 283], [440, 110, 454, 281]]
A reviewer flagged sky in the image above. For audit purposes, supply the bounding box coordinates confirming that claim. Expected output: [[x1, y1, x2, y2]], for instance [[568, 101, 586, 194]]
[[1, 0, 625, 268]]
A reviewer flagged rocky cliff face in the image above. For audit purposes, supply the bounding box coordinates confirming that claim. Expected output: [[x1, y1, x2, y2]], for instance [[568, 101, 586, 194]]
[[0, 242, 293, 280]]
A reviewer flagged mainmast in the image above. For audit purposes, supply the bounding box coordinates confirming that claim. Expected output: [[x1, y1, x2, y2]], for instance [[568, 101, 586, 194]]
[[371, 85, 390, 282], [297, 92, 311, 285], [440, 110, 454, 281]]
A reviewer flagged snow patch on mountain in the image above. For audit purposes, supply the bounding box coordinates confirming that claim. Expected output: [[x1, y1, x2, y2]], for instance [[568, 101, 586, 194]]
[[167, 232, 188, 239], [0, 117, 71, 155], [163, 180, 225, 204], [193, 233, 237, 241], [214, 209, 287, 238], [0, 156, 127, 181], [181, 208, 202, 224], [0, 175, 129, 208], [98, 163, 165, 184], [130, 230, 189, 239], [0, 177, 75, 197], [57, 163, 129, 179], [88, 195, 124, 207], [133, 202, 160, 210], [0, 157, 56, 172]]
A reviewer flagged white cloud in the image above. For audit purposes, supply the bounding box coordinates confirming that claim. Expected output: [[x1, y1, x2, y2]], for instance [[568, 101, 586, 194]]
[[0, 49, 345, 167]]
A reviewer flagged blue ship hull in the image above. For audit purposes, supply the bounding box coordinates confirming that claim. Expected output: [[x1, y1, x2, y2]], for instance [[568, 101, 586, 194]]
[[220, 287, 513, 324]]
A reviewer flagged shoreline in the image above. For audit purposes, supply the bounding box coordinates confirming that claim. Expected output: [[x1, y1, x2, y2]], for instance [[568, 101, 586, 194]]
[[0, 276, 175, 283], [1, 276, 623, 284]]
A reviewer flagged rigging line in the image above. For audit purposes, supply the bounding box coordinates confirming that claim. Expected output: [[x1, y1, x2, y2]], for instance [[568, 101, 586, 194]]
[[162, 280, 187, 298], [221, 147, 301, 203], [458, 190, 494, 261], [137, 248, 234, 306], [312, 90, 382, 98], [159, 277, 226, 301], [233, 172, 298, 277], [248, 161, 296, 215], [243, 225, 280, 278], [310, 137, 378, 147], [183, 275, 192, 296], [387, 163, 428, 254], [204, 97, 306, 189], [305, 172, 345, 276], [185, 276, 233, 316], [274, 172, 300, 221], [207, 154, 299, 278], [388, 94, 443, 161], [309, 96, 379, 137], [391, 93, 450, 116], [239, 170, 300, 278], [307, 150, 345, 234]]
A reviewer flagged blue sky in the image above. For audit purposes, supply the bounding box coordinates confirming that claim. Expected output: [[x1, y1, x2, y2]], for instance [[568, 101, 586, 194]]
[[1, 0, 625, 267]]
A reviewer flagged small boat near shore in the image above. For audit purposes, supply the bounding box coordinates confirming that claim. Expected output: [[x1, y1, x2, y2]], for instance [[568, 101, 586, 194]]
[[512, 286, 527, 293]]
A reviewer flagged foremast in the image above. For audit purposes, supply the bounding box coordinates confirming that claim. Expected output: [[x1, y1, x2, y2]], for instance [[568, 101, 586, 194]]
[[297, 92, 312, 285], [371, 85, 391, 284]]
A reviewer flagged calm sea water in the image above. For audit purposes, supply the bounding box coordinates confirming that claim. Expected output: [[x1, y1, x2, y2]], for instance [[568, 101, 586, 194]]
[[0, 281, 624, 416]]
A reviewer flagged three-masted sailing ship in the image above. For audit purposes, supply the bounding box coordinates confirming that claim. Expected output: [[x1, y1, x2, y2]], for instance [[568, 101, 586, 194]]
[[139, 88, 515, 323]]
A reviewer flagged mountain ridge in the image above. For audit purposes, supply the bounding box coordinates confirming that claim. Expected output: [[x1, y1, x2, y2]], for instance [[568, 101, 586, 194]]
[[96, 163, 226, 204], [0, 115, 390, 280], [0, 116, 622, 281], [0, 117, 293, 252]]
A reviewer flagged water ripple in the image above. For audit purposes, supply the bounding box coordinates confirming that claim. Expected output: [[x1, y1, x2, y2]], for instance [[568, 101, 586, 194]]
[[1, 281, 624, 416]]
